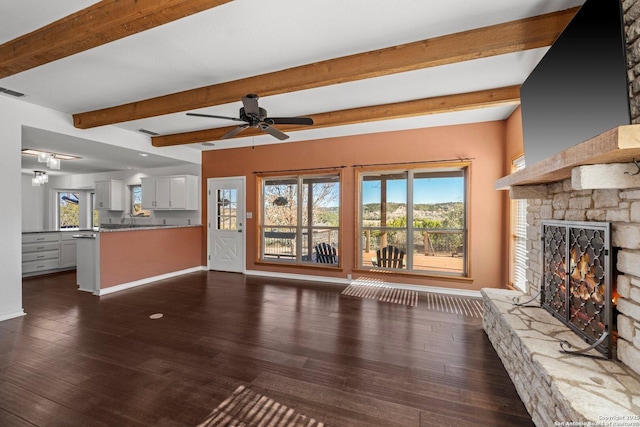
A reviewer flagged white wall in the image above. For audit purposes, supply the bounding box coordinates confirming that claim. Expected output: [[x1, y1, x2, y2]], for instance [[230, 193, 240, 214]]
[[0, 97, 24, 321], [1, 95, 201, 322], [22, 173, 47, 231]]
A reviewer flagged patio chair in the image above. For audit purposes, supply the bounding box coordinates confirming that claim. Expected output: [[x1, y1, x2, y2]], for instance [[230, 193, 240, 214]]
[[315, 242, 337, 264], [375, 245, 405, 268]]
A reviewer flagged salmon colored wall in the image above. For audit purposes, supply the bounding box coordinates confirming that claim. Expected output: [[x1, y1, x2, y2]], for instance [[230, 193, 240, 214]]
[[100, 227, 202, 288], [503, 106, 525, 288], [201, 122, 509, 291], [505, 106, 525, 166]]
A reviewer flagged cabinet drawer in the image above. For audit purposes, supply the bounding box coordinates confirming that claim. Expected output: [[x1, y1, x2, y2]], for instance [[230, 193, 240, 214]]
[[22, 250, 59, 263], [22, 242, 60, 253], [22, 233, 60, 244], [22, 259, 60, 274]]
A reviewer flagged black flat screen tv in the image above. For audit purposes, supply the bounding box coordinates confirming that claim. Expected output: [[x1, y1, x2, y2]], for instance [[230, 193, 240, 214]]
[[520, 0, 630, 166]]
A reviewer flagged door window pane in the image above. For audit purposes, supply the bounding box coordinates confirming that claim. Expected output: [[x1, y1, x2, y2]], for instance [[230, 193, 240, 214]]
[[217, 188, 237, 231]]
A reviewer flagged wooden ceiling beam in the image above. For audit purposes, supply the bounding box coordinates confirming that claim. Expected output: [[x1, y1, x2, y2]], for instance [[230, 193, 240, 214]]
[[151, 86, 521, 147], [74, 8, 576, 129], [0, 0, 233, 79]]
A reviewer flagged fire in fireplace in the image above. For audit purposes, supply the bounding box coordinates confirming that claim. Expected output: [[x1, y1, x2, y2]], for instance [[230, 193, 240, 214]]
[[541, 220, 614, 358]]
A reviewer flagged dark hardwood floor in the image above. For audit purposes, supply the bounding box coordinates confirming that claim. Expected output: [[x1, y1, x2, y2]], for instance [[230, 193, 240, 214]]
[[0, 271, 533, 426]]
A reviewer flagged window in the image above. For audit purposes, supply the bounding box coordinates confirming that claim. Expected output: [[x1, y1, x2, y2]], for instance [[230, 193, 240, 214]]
[[260, 173, 340, 265], [358, 165, 468, 276], [131, 185, 150, 217], [217, 188, 237, 230], [91, 192, 99, 229], [58, 192, 80, 229], [511, 156, 528, 291]]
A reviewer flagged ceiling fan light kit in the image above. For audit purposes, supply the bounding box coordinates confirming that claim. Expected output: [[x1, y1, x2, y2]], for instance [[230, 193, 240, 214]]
[[187, 94, 313, 141]]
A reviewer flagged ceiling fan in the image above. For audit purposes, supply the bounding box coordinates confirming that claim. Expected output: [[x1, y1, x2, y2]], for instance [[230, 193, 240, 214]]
[[186, 94, 313, 140]]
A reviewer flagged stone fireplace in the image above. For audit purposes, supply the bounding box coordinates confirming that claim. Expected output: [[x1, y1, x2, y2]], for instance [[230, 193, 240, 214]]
[[481, 0, 640, 424]]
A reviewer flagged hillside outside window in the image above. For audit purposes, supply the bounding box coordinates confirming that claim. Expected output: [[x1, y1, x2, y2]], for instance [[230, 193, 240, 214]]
[[358, 164, 468, 276]]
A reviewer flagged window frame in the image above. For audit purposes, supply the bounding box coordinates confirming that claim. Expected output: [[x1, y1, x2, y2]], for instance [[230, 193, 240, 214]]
[[510, 155, 528, 292], [257, 170, 342, 268], [130, 184, 151, 217], [58, 191, 81, 230], [356, 161, 470, 278]]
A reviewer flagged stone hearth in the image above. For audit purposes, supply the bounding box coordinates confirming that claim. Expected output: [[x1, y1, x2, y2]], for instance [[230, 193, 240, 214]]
[[483, 288, 640, 426]]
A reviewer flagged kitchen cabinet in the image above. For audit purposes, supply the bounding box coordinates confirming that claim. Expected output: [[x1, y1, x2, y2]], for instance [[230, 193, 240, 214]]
[[59, 234, 78, 268], [22, 233, 61, 275], [95, 179, 124, 210], [22, 232, 79, 275], [141, 175, 198, 210]]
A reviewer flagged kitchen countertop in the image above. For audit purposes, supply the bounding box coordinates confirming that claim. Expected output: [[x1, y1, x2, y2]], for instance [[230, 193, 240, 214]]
[[23, 229, 95, 234], [98, 224, 202, 233], [23, 225, 202, 234]]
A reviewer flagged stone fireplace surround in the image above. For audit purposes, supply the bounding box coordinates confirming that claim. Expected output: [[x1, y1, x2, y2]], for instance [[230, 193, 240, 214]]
[[484, 177, 640, 423], [481, 1, 640, 424]]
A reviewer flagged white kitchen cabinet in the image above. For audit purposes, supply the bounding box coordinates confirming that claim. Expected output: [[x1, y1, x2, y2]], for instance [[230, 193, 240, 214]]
[[141, 175, 198, 210], [22, 232, 61, 275], [95, 179, 124, 210], [59, 234, 77, 268]]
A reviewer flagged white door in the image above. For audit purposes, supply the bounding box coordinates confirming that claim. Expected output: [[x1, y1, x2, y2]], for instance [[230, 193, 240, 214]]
[[208, 177, 245, 273]]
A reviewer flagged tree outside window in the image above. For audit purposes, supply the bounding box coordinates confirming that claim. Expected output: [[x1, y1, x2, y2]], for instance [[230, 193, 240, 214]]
[[260, 173, 340, 264], [59, 192, 80, 229]]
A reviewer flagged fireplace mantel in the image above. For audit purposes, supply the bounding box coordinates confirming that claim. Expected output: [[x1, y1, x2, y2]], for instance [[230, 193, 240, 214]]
[[496, 125, 640, 190]]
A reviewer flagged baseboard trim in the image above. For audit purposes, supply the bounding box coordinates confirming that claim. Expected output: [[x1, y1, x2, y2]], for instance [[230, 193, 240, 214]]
[[97, 266, 205, 296], [244, 270, 481, 298], [0, 309, 26, 322]]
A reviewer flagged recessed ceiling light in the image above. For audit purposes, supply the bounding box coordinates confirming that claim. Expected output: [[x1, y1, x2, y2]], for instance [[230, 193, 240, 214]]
[[138, 153, 149, 157]]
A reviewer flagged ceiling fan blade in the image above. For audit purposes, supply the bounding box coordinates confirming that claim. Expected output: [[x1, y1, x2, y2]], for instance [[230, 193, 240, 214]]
[[241, 94, 260, 116], [260, 124, 289, 141], [267, 117, 314, 126], [221, 124, 249, 139], [186, 112, 245, 122]]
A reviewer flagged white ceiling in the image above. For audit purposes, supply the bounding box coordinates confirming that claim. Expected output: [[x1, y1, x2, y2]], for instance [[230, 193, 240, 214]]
[[2, 0, 585, 174]]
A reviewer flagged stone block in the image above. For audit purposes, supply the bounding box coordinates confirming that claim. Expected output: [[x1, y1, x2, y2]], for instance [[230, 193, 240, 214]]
[[618, 340, 640, 377], [632, 287, 640, 304], [612, 223, 640, 249], [621, 189, 640, 199], [510, 185, 548, 200], [569, 195, 592, 210], [618, 274, 632, 299], [618, 250, 640, 277], [586, 209, 606, 221], [618, 314, 636, 342], [606, 209, 630, 222], [553, 210, 565, 220], [593, 190, 628, 208], [565, 209, 586, 221], [617, 298, 640, 322], [573, 164, 640, 191], [552, 193, 570, 210], [540, 205, 553, 220], [631, 202, 640, 222]]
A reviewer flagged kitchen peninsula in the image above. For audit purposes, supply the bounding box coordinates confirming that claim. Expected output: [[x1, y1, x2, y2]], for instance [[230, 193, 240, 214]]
[[94, 224, 202, 295], [23, 225, 203, 296]]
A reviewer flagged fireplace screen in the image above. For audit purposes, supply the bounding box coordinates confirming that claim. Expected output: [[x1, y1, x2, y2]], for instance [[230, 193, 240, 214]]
[[541, 220, 612, 358]]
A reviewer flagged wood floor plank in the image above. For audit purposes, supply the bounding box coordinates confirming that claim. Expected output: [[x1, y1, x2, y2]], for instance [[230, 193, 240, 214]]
[[0, 271, 533, 426]]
